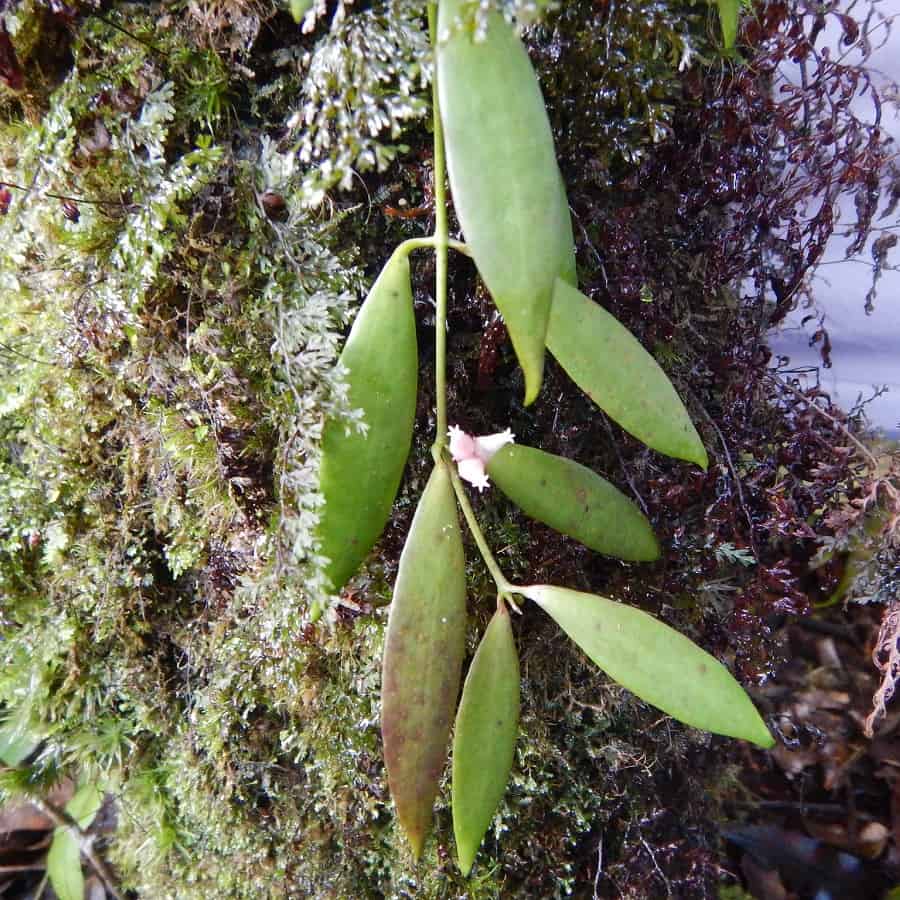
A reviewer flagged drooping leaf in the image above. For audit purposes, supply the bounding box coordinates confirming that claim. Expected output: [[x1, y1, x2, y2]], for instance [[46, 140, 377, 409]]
[[452, 604, 519, 876], [47, 827, 84, 900], [547, 278, 708, 468], [381, 462, 468, 857], [487, 444, 659, 561], [522, 585, 773, 747], [317, 248, 418, 591], [437, 0, 576, 405], [717, 0, 740, 48]]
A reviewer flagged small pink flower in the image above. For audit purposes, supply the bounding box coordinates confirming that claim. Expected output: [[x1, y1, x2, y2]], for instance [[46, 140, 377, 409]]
[[448, 425, 514, 491], [473, 429, 514, 464], [448, 424, 476, 462], [457, 457, 490, 492]]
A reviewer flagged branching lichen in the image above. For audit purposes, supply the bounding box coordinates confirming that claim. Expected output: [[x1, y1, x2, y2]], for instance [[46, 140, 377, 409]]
[[291, 0, 431, 203]]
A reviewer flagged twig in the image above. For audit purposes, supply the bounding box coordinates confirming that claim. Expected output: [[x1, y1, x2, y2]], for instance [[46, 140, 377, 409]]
[[795, 618, 858, 642], [32, 798, 125, 900], [639, 834, 672, 898], [0, 340, 59, 368], [0, 180, 128, 209], [570, 208, 609, 290], [768, 373, 879, 468], [30, 872, 49, 900], [593, 836, 603, 900], [601, 413, 649, 515], [95, 15, 163, 54], [690, 395, 758, 558], [737, 799, 848, 815], [866, 600, 900, 737]]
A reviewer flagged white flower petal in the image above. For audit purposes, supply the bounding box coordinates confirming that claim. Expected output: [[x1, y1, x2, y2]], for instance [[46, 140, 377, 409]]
[[457, 457, 490, 492], [473, 428, 515, 464], [448, 424, 476, 462]]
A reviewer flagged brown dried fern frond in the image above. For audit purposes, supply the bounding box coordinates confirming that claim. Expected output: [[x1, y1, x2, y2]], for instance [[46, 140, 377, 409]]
[[865, 600, 900, 738]]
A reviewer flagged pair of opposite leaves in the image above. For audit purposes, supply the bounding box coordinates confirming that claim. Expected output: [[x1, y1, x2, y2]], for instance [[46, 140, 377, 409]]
[[316, 0, 772, 873], [315, 255, 699, 590]]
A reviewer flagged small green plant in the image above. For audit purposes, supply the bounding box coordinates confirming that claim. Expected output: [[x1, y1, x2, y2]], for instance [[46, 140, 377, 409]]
[[45, 782, 105, 900], [0, 723, 107, 899], [315, 0, 773, 875]]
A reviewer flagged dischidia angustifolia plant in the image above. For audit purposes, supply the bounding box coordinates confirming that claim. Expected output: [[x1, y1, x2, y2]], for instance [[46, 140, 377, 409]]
[[314, 0, 773, 876]]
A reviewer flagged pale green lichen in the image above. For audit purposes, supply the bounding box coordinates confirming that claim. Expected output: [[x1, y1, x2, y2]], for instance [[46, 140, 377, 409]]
[[290, 0, 432, 204]]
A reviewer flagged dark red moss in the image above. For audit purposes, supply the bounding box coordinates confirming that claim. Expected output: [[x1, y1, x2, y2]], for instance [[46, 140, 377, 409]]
[[346, 2, 898, 891]]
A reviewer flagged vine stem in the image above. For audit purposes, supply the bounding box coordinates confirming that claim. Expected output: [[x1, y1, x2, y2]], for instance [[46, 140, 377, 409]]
[[395, 236, 469, 258], [428, 2, 450, 457], [426, 5, 520, 613], [447, 464, 520, 604]]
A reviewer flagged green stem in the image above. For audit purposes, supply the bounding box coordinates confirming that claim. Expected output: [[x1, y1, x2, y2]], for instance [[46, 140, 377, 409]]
[[426, 5, 518, 610], [395, 236, 470, 259], [447, 464, 515, 597], [428, 2, 450, 457]]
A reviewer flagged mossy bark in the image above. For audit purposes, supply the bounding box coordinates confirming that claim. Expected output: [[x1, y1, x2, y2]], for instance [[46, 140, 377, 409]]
[[0, 1, 895, 898]]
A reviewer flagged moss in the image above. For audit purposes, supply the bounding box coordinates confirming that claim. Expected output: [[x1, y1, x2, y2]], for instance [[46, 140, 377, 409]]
[[1, 2, 369, 894]]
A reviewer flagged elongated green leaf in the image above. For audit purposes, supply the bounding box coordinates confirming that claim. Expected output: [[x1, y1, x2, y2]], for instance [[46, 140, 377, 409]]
[[382, 463, 468, 857], [47, 828, 83, 900], [318, 248, 418, 591], [437, 0, 576, 405], [547, 278, 708, 468], [522, 585, 773, 747], [452, 604, 519, 876], [487, 444, 659, 561], [46, 782, 102, 900], [717, 0, 740, 48]]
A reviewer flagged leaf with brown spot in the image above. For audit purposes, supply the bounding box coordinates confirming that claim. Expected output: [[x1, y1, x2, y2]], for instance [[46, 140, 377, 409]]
[[487, 444, 659, 561], [381, 462, 467, 857]]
